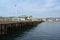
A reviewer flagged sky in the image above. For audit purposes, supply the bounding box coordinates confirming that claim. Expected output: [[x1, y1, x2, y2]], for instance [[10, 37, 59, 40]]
[[0, 0, 60, 18]]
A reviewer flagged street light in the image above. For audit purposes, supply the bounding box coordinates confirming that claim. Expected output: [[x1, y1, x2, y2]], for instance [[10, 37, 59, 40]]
[[14, 4, 18, 17]]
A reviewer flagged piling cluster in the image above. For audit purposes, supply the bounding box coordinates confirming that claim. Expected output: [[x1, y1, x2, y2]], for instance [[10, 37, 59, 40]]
[[0, 20, 43, 35]]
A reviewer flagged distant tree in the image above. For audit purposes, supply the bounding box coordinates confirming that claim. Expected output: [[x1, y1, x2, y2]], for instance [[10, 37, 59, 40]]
[[0, 16, 4, 19]]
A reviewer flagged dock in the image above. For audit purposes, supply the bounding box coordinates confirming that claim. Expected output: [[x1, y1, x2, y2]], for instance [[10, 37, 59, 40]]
[[0, 20, 43, 35]]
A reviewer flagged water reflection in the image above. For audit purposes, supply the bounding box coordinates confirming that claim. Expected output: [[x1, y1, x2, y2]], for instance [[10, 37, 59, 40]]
[[0, 24, 38, 40], [1, 22, 60, 40], [15, 22, 60, 40]]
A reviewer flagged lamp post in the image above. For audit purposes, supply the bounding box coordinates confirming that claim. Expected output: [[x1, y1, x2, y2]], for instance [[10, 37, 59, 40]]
[[15, 4, 18, 17]]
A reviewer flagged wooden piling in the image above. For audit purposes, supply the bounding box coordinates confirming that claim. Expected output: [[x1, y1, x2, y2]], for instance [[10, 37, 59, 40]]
[[0, 21, 43, 35]]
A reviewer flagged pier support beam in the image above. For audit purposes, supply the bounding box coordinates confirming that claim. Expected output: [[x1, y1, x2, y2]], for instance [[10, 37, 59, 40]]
[[0, 24, 7, 35]]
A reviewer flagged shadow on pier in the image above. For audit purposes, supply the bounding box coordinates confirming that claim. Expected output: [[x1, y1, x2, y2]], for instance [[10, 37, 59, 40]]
[[0, 23, 40, 40]]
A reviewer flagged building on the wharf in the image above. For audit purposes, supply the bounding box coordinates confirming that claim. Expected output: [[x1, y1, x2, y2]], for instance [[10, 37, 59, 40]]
[[12, 16, 32, 21], [56, 18, 60, 21]]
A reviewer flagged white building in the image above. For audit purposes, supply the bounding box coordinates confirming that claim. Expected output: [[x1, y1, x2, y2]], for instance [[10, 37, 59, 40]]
[[12, 17, 21, 21], [12, 16, 32, 21], [56, 19, 60, 21]]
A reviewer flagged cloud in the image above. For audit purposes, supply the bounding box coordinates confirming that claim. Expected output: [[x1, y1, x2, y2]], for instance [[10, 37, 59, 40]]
[[0, 0, 60, 17], [44, 0, 53, 7]]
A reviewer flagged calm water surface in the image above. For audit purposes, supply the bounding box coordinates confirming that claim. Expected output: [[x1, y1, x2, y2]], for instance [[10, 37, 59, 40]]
[[1, 22, 60, 40]]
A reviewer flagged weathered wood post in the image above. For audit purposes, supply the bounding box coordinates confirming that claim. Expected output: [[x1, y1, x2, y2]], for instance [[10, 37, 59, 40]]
[[0, 24, 2, 35], [1, 24, 6, 35], [4, 24, 7, 34], [21, 23, 23, 29]]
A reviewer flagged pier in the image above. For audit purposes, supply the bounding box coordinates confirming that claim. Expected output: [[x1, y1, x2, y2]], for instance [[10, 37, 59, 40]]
[[0, 20, 43, 35]]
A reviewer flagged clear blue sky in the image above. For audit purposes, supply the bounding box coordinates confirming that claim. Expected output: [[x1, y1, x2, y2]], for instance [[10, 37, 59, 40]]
[[0, 0, 60, 18]]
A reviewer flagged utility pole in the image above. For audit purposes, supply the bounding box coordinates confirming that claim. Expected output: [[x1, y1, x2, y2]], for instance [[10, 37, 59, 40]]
[[14, 3, 18, 21]]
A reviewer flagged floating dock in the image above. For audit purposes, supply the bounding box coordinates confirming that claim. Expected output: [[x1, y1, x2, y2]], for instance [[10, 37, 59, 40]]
[[0, 20, 43, 35]]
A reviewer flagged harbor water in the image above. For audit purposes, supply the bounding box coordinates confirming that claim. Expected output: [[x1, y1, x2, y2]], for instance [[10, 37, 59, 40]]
[[1, 22, 60, 40]]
